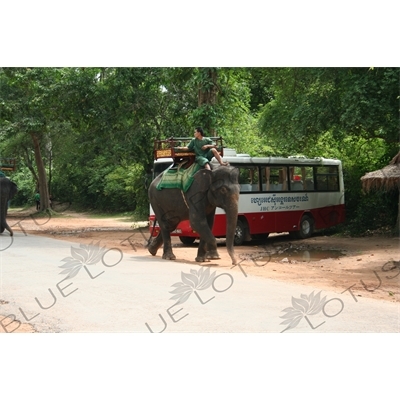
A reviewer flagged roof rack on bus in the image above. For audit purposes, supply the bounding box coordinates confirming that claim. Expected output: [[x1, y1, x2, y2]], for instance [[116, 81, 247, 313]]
[[0, 158, 16, 172], [153, 136, 224, 162]]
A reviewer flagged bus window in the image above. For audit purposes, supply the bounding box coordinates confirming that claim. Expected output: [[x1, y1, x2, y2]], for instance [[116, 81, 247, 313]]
[[153, 160, 173, 179], [239, 167, 259, 192], [289, 166, 314, 191], [262, 166, 288, 191], [315, 166, 339, 191]]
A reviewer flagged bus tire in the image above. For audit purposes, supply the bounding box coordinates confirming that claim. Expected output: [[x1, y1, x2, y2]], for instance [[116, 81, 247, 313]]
[[234, 220, 246, 246], [254, 233, 269, 241], [295, 215, 314, 239], [179, 236, 196, 245]]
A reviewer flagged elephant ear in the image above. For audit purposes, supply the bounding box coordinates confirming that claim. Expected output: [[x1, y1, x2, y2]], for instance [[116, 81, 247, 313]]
[[228, 166, 239, 184], [191, 169, 212, 190], [185, 169, 212, 209]]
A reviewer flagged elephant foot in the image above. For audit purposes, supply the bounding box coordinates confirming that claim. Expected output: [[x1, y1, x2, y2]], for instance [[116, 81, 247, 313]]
[[162, 252, 176, 260], [147, 244, 158, 256], [147, 237, 163, 256], [1, 227, 13, 236], [195, 256, 208, 263], [148, 248, 157, 256], [205, 251, 220, 260]]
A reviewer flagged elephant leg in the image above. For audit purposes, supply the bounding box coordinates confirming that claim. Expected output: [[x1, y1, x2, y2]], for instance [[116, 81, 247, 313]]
[[160, 229, 176, 260], [1, 180, 17, 237], [204, 212, 220, 260], [193, 213, 220, 262], [147, 230, 176, 260], [0, 221, 13, 236], [0, 205, 13, 236], [205, 242, 220, 260], [196, 239, 208, 262], [195, 238, 220, 262], [147, 233, 163, 256]]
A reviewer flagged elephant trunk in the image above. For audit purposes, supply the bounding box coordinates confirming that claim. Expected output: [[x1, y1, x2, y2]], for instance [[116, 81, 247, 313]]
[[224, 200, 238, 265]]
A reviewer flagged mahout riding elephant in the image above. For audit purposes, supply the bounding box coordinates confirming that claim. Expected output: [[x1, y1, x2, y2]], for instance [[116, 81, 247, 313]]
[[0, 177, 18, 236], [148, 165, 240, 265]]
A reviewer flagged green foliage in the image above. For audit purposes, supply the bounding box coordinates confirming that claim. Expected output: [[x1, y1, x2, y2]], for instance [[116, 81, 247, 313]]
[[345, 190, 398, 234], [251, 67, 399, 234], [1, 67, 398, 235], [223, 112, 277, 156], [259, 68, 399, 148], [335, 137, 397, 234], [103, 163, 147, 216], [9, 166, 37, 206]]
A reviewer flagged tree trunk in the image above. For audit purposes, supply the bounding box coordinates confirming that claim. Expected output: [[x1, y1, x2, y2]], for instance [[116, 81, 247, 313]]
[[30, 132, 50, 211], [198, 69, 218, 106], [198, 68, 218, 135], [23, 145, 39, 188]]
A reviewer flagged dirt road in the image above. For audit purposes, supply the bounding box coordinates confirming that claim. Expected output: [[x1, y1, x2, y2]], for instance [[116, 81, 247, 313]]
[[9, 207, 400, 301], [1, 207, 399, 332]]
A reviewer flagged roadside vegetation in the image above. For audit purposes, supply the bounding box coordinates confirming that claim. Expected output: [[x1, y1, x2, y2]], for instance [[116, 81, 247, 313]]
[[1, 67, 399, 235]]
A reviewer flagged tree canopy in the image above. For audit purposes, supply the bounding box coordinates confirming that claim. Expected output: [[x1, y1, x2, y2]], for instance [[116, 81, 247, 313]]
[[1, 67, 398, 233]]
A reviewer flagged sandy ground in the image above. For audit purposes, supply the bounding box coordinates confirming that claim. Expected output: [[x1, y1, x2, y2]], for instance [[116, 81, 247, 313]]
[[2, 205, 399, 332]]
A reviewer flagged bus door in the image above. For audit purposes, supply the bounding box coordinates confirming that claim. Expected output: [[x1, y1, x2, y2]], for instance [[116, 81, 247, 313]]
[[260, 166, 290, 232], [238, 165, 275, 235]]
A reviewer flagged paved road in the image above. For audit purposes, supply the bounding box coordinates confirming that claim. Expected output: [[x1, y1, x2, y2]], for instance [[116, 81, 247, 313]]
[[0, 233, 398, 333]]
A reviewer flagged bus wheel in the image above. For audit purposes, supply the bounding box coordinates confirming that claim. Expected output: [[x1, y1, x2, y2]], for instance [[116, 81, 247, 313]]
[[295, 215, 314, 239], [179, 236, 196, 245], [254, 233, 269, 241], [234, 220, 246, 246]]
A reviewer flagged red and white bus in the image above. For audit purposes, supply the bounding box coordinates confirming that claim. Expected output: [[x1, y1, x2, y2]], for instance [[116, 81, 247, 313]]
[[149, 149, 345, 245]]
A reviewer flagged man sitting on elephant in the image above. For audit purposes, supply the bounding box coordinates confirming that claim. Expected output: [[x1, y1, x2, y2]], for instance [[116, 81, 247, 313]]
[[177, 127, 229, 170]]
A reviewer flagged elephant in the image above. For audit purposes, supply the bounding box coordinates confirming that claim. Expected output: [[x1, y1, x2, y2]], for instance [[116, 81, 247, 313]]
[[147, 165, 240, 265], [0, 177, 18, 236]]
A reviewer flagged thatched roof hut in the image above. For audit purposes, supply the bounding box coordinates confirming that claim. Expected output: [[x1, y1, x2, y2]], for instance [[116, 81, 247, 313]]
[[361, 151, 400, 233], [361, 152, 400, 192]]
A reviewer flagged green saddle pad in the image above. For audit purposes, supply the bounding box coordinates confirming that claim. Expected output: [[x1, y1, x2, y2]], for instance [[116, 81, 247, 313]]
[[156, 162, 201, 192]]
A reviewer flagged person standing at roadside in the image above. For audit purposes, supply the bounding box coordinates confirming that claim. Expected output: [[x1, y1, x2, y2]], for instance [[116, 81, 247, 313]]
[[35, 191, 40, 210]]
